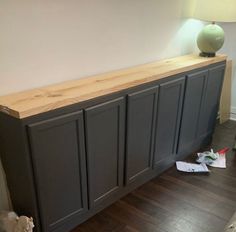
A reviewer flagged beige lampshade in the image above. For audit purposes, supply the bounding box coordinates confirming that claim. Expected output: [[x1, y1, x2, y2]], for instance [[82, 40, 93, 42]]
[[190, 0, 236, 22]]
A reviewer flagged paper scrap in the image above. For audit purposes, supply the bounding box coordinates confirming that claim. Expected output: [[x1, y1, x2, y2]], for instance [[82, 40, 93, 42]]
[[176, 161, 209, 173], [208, 154, 226, 168]]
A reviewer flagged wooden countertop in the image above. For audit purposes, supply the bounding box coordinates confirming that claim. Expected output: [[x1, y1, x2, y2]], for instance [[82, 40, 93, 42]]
[[0, 54, 227, 119]]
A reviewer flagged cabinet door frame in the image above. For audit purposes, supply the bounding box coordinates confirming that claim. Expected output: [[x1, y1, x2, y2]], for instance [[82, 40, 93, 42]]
[[177, 69, 208, 156], [85, 97, 125, 209], [154, 77, 185, 168], [197, 64, 226, 138], [28, 111, 88, 232], [126, 86, 159, 185]]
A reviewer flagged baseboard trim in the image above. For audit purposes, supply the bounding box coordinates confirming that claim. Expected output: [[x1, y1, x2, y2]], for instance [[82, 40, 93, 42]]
[[230, 114, 236, 121], [230, 107, 236, 121]]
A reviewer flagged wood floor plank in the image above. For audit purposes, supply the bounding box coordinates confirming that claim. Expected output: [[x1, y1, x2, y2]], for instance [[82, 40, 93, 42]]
[[116, 226, 139, 232], [160, 174, 236, 205], [121, 192, 211, 232], [135, 183, 226, 231], [105, 202, 166, 232]]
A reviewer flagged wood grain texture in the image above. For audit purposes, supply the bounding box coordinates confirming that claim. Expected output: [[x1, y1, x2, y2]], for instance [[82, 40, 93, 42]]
[[0, 54, 227, 119], [220, 60, 232, 124], [72, 120, 236, 232]]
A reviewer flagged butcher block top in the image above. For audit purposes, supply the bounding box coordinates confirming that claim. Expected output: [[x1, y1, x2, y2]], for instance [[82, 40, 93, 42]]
[[0, 54, 227, 119]]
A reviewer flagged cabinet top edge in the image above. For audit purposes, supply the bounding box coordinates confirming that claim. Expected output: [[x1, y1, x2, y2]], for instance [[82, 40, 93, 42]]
[[0, 54, 227, 119]]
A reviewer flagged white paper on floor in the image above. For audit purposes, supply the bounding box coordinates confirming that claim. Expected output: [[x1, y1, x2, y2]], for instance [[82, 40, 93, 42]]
[[197, 148, 227, 169], [176, 161, 209, 173], [208, 154, 226, 168]]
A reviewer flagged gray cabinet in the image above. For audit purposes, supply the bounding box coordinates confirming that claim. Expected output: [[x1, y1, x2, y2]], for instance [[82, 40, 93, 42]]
[[178, 64, 225, 157], [126, 77, 185, 181], [28, 111, 88, 232], [177, 70, 207, 155], [85, 97, 125, 208], [197, 65, 225, 138], [126, 86, 158, 185], [0, 60, 226, 232], [154, 77, 185, 168]]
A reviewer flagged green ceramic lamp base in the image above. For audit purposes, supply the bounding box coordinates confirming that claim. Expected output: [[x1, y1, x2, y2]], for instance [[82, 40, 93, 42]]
[[199, 52, 216, 57], [197, 23, 225, 57]]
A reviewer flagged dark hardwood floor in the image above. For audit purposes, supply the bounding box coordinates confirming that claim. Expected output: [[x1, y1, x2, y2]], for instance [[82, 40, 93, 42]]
[[72, 120, 236, 232]]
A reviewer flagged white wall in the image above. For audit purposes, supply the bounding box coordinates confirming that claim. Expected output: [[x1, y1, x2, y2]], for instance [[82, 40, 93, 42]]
[[0, 0, 187, 96]]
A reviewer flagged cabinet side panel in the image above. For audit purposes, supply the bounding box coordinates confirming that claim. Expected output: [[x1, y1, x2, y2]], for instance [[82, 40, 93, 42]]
[[0, 113, 40, 231]]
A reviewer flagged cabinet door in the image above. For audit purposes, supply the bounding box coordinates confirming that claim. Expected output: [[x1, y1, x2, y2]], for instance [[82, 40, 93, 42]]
[[126, 86, 158, 185], [28, 111, 88, 232], [154, 77, 185, 168], [197, 64, 225, 138], [178, 70, 208, 155], [85, 97, 125, 208]]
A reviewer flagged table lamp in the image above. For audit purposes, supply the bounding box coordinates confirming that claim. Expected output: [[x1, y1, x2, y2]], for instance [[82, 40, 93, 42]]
[[190, 0, 236, 57]]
